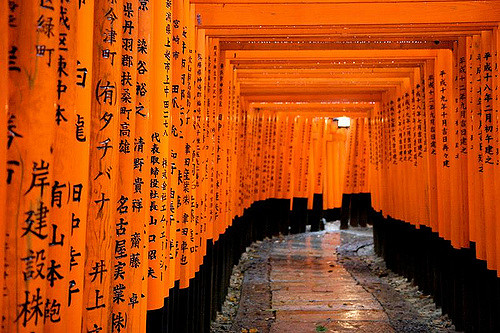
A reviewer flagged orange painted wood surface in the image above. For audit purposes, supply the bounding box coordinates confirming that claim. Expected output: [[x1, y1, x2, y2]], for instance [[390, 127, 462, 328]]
[[1, 1, 500, 331]]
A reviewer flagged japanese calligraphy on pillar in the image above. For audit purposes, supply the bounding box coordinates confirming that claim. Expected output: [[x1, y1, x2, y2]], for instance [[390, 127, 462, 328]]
[[6, 0, 59, 331], [82, 0, 122, 332]]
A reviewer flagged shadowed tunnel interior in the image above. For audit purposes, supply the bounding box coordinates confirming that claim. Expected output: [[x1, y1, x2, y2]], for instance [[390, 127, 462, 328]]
[[1, 1, 500, 332]]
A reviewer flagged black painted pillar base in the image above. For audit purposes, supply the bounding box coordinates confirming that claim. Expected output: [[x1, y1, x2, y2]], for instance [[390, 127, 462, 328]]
[[308, 194, 324, 232], [290, 197, 308, 234], [146, 299, 164, 333], [372, 212, 500, 333], [340, 193, 372, 229], [340, 194, 350, 229], [278, 199, 291, 235], [144, 196, 334, 332], [323, 208, 340, 223]]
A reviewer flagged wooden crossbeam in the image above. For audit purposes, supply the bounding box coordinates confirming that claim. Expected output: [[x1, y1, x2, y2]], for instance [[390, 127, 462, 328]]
[[220, 39, 455, 50], [243, 93, 383, 102], [202, 23, 497, 37], [196, 2, 500, 26], [225, 49, 438, 60]]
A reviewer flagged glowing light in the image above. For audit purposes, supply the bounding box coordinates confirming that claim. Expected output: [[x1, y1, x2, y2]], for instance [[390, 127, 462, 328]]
[[335, 116, 351, 128]]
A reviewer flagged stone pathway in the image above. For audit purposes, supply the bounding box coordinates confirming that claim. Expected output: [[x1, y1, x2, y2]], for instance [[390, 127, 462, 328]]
[[213, 225, 458, 333], [268, 232, 393, 333]]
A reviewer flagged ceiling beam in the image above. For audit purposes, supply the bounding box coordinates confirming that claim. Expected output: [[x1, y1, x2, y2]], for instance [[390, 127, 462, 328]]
[[196, 2, 500, 27]]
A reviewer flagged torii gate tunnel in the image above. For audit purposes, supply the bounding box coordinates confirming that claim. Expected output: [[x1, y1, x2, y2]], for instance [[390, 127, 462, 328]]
[[1, 0, 500, 332]]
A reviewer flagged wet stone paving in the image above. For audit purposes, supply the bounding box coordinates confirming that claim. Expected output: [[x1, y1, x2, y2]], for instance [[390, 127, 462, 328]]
[[212, 223, 459, 333], [268, 232, 393, 332]]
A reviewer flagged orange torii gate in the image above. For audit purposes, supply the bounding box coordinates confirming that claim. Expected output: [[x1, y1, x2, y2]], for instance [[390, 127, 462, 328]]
[[0, 1, 500, 332]]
